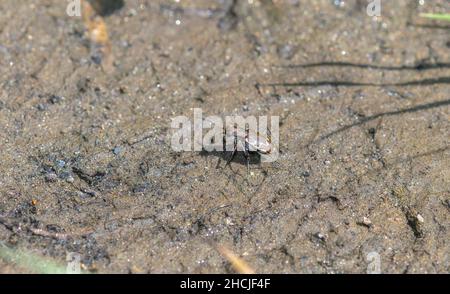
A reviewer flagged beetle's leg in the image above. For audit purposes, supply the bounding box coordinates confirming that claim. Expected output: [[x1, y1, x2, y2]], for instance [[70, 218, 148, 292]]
[[222, 124, 227, 152], [216, 125, 228, 169], [215, 157, 222, 169], [245, 124, 250, 174], [244, 149, 250, 174], [225, 124, 238, 166], [225, 146, 237, 166]]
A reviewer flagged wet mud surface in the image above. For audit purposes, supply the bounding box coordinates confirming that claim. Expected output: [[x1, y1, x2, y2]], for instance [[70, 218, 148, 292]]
[[0, 0, 449, 273]]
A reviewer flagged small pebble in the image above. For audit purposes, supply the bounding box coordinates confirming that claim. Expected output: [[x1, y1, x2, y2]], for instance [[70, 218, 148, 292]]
[[48, 95, 63, 104], [91, 54, 102, 65], [79, 189, 97, 198], [113, 146, 123, 155], [57, 160, 66, 168], [277, 44, 296, 60], [45, 173, 58, 182], [314, 232, 326, 242], [362, 217, 373, 227], [36, 103, 47, 111], [416, 214, 424, 223]]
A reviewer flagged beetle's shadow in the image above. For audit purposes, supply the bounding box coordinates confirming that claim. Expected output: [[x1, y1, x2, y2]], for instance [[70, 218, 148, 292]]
[[199, 149, 261, 168]]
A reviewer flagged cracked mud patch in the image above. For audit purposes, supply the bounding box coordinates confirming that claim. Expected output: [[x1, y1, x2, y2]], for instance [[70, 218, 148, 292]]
[[0, 0, 449, 273]]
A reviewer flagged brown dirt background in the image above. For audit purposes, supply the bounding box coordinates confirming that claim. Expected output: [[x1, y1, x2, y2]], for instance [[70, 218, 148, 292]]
[[0, 0, 449, 273]]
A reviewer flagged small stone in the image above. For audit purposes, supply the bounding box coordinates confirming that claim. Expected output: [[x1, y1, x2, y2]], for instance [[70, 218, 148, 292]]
[[57, 160, 66, 168], [358, 217, 373, 228], [132, 183, 149, 193], [91, 54, 102, 65], [314, 232, 326, 242], [225, 218, 234, 226], [363, 217, 372, 226], [36, 103, 47, 111], [113, 146, 123, 155], [416, 214, 424, 223], [45, 173, 58, 182], [48, 95, 63, 104], [80, 189, 97, 198], [277, 44, 296, 60], [333, 0, 345, 8]]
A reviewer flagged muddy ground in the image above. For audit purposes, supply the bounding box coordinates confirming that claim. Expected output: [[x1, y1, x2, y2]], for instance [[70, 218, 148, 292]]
[[0, 0, 449, 273]]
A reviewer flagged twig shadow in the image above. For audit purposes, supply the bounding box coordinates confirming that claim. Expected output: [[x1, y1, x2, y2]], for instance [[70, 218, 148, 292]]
[[262, 76, 450, 88], [279, 61, 450, 71], [319, 99, 450, 141]]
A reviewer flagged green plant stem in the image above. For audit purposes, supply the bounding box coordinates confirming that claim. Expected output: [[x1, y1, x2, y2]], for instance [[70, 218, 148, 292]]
[[420, 13, 450, 22]]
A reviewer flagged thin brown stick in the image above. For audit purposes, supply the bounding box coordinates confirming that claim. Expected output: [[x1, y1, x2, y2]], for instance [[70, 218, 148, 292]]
[[29, 228, 93, 240], [215, 244, 255, 274]]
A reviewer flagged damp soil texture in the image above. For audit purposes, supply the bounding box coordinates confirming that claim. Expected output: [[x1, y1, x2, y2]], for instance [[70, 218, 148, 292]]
[[0, 0, 449, 273]]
